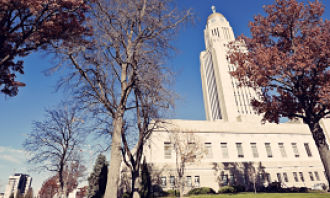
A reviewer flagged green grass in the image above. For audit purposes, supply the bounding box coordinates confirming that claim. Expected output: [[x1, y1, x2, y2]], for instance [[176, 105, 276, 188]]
[[163, 192, 330, 198]]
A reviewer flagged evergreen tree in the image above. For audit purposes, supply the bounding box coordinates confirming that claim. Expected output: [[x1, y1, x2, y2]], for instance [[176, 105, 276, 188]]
[[88, 154, 108, 198], [140, 160, 151, 198]]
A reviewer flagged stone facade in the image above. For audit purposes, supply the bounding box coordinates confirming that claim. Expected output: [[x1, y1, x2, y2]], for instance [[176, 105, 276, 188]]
[[121, 6, 330, 195]]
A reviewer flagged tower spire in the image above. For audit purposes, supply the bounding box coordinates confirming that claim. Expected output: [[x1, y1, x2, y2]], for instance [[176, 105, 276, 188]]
[[211, 5, 216, 13]]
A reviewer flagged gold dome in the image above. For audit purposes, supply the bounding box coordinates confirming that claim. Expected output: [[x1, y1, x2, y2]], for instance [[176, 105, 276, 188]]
[[207, 12, 225, 21], [207, 6, 225, 21]]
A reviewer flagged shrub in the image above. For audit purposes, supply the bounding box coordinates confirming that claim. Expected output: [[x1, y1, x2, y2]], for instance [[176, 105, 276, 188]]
[[299, 187, 308, 192], [287, 187, 300, 193], [163, 189, 180, 197], [264, 182, 283, 192], [151, 185, 169, 197], [122, 192, 130, 198], [218, 186, 235, 193], [232, 184, 245, 192], [187, 187, 216, 195]]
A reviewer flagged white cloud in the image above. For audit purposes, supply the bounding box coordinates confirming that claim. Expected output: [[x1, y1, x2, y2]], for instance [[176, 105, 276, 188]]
[[0, 146, 24, 154], [0, 154, 21, 164], [0, 146, 25, 164]]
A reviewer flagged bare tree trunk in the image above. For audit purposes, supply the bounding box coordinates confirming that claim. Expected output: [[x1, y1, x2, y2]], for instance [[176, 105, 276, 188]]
[[318, 145, 330, 189], [59, 170, 65, 198], [131, 172, 140, 198], [179, 176, 184, 198], [308, 121, 330, 189], [105, 116, 124, 198]]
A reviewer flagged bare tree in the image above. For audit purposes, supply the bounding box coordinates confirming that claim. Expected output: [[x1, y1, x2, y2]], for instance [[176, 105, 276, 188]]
[[170, 132, 205, 197], [121, 58, 175, 198], [24, 103, 86, 198], [63, 161, 87, 197], [52, 0, 191, 197]]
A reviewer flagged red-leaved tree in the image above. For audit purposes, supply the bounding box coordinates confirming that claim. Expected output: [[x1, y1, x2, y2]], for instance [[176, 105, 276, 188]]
[[0, 0, 89, 96], [228, 0, 330, 186], [39, 176, 59, 198], [38, 162, 85, 198], [76, 186, 88, 198]]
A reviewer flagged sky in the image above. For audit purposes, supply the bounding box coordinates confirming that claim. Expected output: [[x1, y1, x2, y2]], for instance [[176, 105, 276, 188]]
[[0, 0, 329, 194]]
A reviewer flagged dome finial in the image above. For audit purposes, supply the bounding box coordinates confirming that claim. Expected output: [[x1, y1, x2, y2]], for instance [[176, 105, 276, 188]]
[[211, 5, 216, 13]]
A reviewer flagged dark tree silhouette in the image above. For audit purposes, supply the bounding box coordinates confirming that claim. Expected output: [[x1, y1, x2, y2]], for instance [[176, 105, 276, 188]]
[[87, 154, 108, 198]]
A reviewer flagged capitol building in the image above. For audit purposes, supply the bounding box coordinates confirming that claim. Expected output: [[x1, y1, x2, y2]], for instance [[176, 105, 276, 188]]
[[138, 7, 330, 193]]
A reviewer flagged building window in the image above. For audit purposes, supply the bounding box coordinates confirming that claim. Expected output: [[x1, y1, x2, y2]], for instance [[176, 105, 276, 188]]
[[221, 173, 228, 186], [309, 172, 314, 181], [265, 143, 273, 158], [186, 176, 192, 187], [194, 176, 200, 187], [293, 172, 299, 182], [250, 143, 259, 158], [164, 142, 171, 159], [299, 172, 305, 182], [304, 143, 312, 157], [314, 171, 320, 181], [266, 173, 271, 183], [220, 143, 229, 158], [292, 143, 299, 158], [229, 173, 234, 184], [236, 143, 244, 158], [283, 173, 289, 182], [278, 143, 287, 158], [170, 176, 175, 187], [160, 177, 166, 187], [277, 173, 282, 182], [205, 142, 213, 158]]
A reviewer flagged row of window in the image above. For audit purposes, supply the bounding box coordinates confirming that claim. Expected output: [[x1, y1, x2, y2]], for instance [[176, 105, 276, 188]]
[[211, 27, 231, 40], [164, 142, 313, 159], [160, 176, 200, 188], [277, 171, 321, 183], [159, 171, 322, 188]]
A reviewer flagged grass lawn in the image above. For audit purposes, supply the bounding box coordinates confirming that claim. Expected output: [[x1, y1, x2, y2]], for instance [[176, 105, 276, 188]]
[[164, 193, 330, 198]]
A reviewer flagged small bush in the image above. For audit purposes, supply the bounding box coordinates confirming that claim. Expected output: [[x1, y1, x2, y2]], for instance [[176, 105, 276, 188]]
[[218, 186, 235, 193], [163, 189, 180, 197], [122, 192, 130, 198], [187, 187, 215, 195], [151, 185, 167, 197], [233, 184, 245, 192], [287, 187, 300, 193], [264, 182, 283, 192], [299, 187, 308, 192]]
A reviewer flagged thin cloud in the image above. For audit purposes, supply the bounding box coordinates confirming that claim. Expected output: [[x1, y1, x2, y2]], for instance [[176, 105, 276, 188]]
[[0, 154, 21, 164], [0, 146, 24, 154], [0, 146, 25, 164]]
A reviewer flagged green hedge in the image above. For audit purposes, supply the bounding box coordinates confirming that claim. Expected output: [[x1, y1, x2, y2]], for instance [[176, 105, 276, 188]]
[[163, 189, 180, 197], [218, 186, 235, 193], [188, 187, 216, 195]]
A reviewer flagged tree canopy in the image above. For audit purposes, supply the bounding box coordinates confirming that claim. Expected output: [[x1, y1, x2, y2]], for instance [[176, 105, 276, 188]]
[[0, 0, 89, 96], [228, 0, 330, 187], [228, 0, 329, 124]]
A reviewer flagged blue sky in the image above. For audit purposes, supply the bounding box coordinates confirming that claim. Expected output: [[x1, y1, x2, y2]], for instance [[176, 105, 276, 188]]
[[0, 0, 329, 193]]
